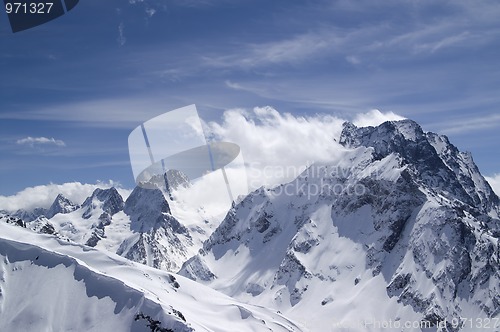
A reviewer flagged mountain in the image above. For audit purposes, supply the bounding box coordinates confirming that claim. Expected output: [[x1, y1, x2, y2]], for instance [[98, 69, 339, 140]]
[[0, 222, 303, 332], [46, 193, 80, 218], [180, 119, 500, 331], [81, 187, 124, 219], [117, 186, 194, 271], [138, 170, 191, 200], [3, 186, 206, 273], [0, 214, 25, 228], [340, 120, 499, 215], [12, 207, 47, 222], [2, 118, 498, 331], [80, 187, 124, 247], [11, 193, 80, 221]]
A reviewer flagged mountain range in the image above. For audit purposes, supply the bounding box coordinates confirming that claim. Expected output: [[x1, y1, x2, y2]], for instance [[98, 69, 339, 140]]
[[1, 119, 498, 331]]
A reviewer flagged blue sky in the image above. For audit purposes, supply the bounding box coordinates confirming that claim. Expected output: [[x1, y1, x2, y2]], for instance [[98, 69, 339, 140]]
[[1, 0, 499, 196]]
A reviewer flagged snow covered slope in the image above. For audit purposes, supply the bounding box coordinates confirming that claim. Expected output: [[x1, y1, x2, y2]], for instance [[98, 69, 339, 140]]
[[180, 119, 500, 331], [6, 186, 212, 273], [0, 222, 304, 332]]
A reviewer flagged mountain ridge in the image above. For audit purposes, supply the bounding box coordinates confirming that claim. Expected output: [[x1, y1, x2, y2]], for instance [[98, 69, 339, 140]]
[[180, 119, 500, 331]]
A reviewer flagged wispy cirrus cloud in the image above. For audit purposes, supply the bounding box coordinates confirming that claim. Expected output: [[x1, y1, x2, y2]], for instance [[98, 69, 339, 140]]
[[437, 114, 500, 135], [16, 136, 66, 147], [0, 97, 177, 128], [202, 32, 335, 69], [184, 0, 500, 71]]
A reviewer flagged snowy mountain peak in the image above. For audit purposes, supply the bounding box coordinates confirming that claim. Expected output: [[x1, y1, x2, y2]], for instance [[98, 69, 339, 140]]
[[340, 119, 427, 159], [181, 118, 500, 329], [5, 184, 198, 272], [426, 131, 499, 213], [120, 186, 192, 271], [46, 194, 79, 219], [342, 118, 421, 141], [81, 187, 124, 219], [124, 186, 171, 231], [340, 119, 499, 214], [12, 207, 47, 222], [137, 169, 191, 201], [165, 169, 191, 190]]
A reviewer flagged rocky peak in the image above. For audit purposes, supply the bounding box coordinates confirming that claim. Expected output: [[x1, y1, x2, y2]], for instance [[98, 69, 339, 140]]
[[81, 187, 124, 219], [120, 186, 191, 271], [340, 119, 498, 214], [340, 120, 429, 161], [426, 132, 499, 212], [138, 170, 191, 200], [124, 186, 172, 232], [46, 194, 79, 219]]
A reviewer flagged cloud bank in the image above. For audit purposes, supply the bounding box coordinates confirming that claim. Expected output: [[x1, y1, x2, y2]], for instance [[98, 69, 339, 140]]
[[169, 107, 408, 215], [206, 107, 405, 189], [0, 108, 412, 215], [0, 181, 131, 213]]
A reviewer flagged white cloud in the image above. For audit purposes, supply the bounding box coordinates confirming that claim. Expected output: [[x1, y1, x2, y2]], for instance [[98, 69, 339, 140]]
[[353, 109, 405, 127], [0, 181, 131, 213], [485, 174, 500, 197], [16, 136, 66, 147], [173, 161, 248, 217], [207, 107, 403, 189], [172, 107, 346, 214], [163, 107, 406, 218]]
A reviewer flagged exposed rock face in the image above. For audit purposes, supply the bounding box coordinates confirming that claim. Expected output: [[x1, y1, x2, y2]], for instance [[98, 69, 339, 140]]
[[45, 194, 79, 219], [81, 187, 124, 219], [119, 186, 192, 271]]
